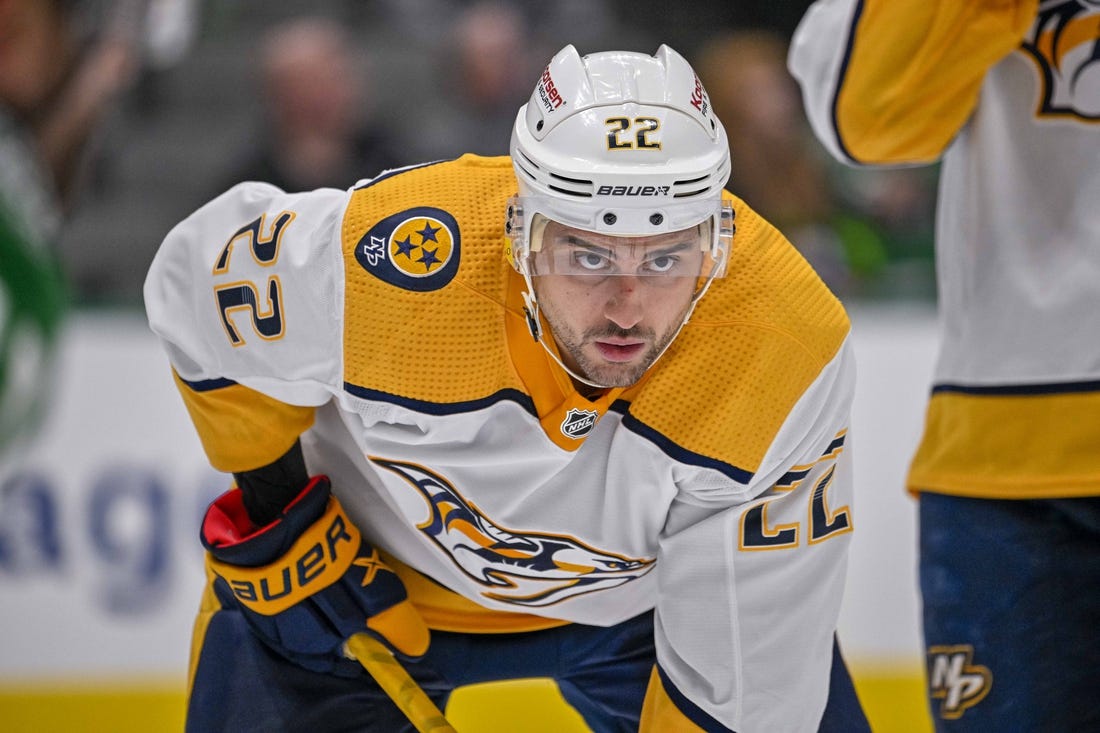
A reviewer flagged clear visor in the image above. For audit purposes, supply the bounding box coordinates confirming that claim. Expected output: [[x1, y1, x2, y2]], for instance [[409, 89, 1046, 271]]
[[505, 196, 733, 282], [528, 215, 712, 285]]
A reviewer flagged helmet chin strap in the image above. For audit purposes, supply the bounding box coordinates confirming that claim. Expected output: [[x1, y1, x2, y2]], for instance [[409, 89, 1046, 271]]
[[518, 267, 720, 392], [519, 278, 607, 390]]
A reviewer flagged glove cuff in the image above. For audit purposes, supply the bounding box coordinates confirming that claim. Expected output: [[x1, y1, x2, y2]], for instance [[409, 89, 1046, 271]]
[[202, 475, 332, 566], [206, 492, 363, 615]]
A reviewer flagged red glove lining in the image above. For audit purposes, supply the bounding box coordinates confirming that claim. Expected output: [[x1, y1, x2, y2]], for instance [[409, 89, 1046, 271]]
[[202, 476, 330, 549], [202, 489, 275, 546]]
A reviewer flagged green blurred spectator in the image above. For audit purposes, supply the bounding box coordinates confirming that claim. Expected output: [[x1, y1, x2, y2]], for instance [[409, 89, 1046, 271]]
[[0, 0, 135, 456]]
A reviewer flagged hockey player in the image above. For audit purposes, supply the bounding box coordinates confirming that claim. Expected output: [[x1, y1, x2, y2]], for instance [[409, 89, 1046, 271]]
[[145, 44, 869, 732], [789, 1, 1100, 729]]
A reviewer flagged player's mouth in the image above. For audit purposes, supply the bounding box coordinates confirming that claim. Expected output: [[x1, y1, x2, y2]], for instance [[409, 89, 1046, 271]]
[[593, 339, 647, 363]]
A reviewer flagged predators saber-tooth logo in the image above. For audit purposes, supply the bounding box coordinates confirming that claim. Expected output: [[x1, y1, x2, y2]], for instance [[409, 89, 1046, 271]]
[[1022, 0, 1100, 119], [928, 645, 992, 720], [372, 458, 654, 606]]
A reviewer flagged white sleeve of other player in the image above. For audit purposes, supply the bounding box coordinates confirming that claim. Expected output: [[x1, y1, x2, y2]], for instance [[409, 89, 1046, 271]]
[[654, 338, 857, 731], [787, 0, 861, 164], [143, 181, 349, 407]]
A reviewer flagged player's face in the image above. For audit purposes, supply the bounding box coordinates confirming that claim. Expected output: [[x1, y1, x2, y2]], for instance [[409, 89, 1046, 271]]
[[531, 219, 706, 388]]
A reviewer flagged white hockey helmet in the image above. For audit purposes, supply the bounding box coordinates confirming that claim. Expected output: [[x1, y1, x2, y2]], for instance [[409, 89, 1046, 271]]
[[506, 44, 733, 274]]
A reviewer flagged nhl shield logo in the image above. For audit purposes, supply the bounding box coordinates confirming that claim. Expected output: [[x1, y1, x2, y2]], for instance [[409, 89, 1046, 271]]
[[560, 408, 599, 439]]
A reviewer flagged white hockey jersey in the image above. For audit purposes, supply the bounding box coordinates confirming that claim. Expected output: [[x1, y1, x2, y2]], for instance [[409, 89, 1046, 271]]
[[790, 0, 1100, 498], [144, 154, 856, 731]]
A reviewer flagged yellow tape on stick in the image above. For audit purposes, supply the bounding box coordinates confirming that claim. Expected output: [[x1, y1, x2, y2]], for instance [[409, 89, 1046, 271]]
[[344, 633, 457, 733]]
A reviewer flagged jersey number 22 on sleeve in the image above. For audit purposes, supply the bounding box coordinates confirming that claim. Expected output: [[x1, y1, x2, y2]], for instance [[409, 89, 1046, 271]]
[[740, 465, 852, 551], [211, 212, 295, 347]]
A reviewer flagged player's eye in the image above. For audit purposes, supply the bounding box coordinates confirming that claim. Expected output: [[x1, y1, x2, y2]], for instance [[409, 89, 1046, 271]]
[[572, 250, 611, 271], [643, 255, 679, 274]]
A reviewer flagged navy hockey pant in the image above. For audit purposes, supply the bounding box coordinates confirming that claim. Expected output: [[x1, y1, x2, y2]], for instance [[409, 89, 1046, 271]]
[[920, 493, 1100, 732], [187, 607, 868, 732]]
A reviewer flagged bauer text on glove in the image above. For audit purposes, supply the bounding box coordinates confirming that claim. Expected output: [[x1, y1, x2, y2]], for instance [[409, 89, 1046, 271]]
[[201, 476, 429, 673]]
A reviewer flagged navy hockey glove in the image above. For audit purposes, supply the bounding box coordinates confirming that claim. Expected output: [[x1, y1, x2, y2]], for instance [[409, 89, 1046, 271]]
[[201, 476, 429, 675]]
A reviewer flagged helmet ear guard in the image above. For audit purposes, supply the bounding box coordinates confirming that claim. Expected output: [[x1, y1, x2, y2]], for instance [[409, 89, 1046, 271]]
[[503, 197, 526, 274]]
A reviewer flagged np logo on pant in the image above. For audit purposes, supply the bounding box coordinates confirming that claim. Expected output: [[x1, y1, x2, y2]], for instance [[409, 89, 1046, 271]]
[[928, 644, 992, 720]]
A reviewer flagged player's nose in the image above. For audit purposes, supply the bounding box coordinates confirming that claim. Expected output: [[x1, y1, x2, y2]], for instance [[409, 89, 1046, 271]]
[[603, 277, 644, 330]]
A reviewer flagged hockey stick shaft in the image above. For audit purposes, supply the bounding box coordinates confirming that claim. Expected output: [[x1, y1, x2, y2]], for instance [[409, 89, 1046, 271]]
[[345, 633, 457, 733]]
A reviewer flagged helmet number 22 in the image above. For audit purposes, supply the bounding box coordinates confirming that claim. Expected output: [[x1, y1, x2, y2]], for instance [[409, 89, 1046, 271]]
[[605, 117, 662, 151]]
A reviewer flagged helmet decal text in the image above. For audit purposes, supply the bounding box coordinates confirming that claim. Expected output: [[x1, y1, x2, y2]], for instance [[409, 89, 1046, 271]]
[[537, 66, 566, 113], [594, 185, 672, 196], [689, 73, 712, 117]]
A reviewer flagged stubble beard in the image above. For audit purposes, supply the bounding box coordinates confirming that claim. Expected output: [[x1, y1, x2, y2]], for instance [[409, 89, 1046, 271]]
[[557, 324, 676, 388]]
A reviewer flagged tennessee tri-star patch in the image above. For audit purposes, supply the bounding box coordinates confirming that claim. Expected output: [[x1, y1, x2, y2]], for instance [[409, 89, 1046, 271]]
[[355, 207, 460, 291]]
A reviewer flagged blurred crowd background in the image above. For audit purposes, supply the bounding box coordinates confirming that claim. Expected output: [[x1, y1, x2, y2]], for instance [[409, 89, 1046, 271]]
[[4, 0, 940, 310]]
